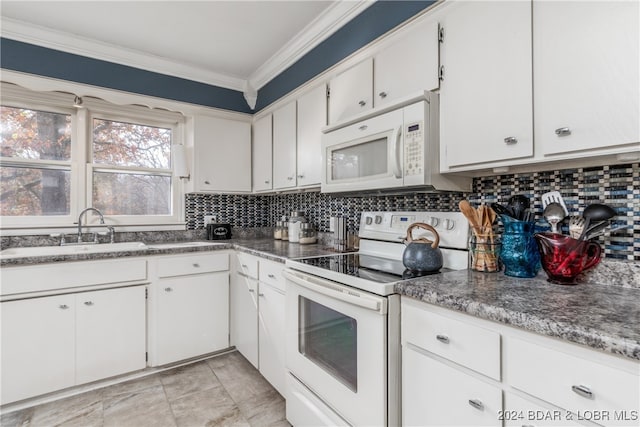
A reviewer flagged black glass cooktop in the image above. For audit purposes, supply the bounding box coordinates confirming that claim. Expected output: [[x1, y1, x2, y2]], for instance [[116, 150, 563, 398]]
[[295, 253, 441, 284]]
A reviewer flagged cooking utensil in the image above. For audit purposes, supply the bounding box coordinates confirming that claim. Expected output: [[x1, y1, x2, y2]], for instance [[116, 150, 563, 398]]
[[490, 202, 510, 217], [543, 202, 566, 234], [402, 223, 443, 272], [541, 191, 569, 217], [508, 195, 530, 221], [568, 216, 586, 239], [582, 203, 617, 223], [586, 224, 631, 240], [459, 200, 482, 235]]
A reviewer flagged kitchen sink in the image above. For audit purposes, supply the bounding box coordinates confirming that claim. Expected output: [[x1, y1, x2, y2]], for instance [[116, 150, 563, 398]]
[[146, 241, 226, 249], [0, 242, 148, 259]]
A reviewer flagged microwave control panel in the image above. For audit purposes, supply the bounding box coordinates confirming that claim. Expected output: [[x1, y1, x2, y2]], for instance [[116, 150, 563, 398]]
[[404, 121, 424, 176]]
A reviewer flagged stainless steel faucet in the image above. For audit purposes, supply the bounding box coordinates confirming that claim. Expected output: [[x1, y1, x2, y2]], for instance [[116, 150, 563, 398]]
[[76, 207, 105, 243]]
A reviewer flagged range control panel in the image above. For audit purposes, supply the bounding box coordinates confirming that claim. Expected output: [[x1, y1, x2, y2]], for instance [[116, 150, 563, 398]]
[[359, 211, 469, 250]]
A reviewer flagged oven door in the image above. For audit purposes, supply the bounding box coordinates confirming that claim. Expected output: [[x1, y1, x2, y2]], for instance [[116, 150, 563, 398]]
[[321, 108, 404, 193], [283, 269, 388, 426]]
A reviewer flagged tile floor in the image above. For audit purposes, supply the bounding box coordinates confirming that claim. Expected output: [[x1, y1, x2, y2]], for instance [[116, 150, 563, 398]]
[[0, 351, 290, 427]]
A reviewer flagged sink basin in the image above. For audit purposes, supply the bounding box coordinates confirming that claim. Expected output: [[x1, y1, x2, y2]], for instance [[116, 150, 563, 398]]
[[146, 241, 225, 249], [0, 242, 148, 259]]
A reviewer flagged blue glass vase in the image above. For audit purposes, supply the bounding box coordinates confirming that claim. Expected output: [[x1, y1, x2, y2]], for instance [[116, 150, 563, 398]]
[[499, 215, 540, 278]]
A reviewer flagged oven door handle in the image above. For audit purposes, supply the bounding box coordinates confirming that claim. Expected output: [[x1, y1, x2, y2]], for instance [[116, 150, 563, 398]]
[[283, 269, 387, 314]]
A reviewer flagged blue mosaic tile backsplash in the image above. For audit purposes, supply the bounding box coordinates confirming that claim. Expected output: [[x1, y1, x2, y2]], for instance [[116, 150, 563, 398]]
[[186, 163, 640, 260]]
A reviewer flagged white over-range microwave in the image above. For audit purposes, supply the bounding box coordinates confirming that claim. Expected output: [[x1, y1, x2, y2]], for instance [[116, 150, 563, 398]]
[[321, 92, 469, 193]]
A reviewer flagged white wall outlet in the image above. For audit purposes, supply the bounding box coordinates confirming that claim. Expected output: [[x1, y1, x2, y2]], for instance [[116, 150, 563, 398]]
[[204, 215, 217, 225]]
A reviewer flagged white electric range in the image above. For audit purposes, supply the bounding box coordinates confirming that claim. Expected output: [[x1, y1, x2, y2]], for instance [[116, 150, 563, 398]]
[[283, 211, 470, 427]]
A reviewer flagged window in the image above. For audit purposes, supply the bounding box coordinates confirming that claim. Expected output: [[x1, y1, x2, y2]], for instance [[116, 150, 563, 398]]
[[1, 105, 73, 217], [0, 84, 184, 229], [91, 116, 173, 216]]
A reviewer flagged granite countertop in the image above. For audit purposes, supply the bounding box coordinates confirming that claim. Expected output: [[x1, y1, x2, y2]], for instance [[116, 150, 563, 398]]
[[395, 269, 640, 361], [2, 238, 638, 361], [0, 238, 341, 267]]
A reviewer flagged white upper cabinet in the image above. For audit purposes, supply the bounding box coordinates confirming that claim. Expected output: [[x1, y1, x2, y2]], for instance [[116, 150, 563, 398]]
[[273, 100, 298, 190], [192, 115, 251, 193], [533, 0, 640, 156], [328, 58, 373, 124], [252, 114, 273, 192], [439, 1, 533, 169], [374, 16, 440, 108], [296, 84, 326, 188]]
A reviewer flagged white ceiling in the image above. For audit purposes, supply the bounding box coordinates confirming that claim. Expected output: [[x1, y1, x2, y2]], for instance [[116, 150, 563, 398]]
[[0, 1, 373, 94]]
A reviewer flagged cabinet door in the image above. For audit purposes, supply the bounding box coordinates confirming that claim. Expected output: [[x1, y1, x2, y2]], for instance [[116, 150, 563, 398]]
[[155, 272, 229, 365], [1, 295, 75, 404], [440, 1, 533, 169], [193, 115, 252, 193], [252, 114, 273, 192], [231, 273, 259, 368], [328, 58, 373, 124], [534, 1, 640, 156], [258, 282, 286, 396], [402, 345, 502, 427], [374, 17, 439, 108], [273, 101, 297, 189], [296, 84, 326, 188], [504, 392, 583, 427], [75, 286, 146, 384]]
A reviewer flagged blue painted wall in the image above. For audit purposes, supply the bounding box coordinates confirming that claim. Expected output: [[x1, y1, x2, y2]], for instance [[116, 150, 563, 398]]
[[0, 0, 435, 113]]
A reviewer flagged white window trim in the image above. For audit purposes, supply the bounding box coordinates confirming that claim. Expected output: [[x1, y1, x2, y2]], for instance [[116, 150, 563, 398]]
[[1, 83, 185, 231]]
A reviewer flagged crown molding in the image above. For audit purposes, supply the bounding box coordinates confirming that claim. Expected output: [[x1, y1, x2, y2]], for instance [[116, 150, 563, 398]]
[[1, 17, 247, 92], [248, 0, 375, 90]]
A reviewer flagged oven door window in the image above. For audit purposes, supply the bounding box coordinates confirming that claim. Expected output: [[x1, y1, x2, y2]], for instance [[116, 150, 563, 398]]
[[298, 296, 357, 392]]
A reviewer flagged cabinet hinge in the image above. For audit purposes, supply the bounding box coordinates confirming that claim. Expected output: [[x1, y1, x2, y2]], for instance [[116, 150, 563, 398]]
[[438, 24, 445, 43], [326, 86, 330, 99], [145, 288, 148, 299], [439, 65, 445, 82], [145, 352, 148, 362]]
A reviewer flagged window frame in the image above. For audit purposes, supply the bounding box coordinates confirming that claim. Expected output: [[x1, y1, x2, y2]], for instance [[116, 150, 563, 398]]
[[1, 84, 185, 230]]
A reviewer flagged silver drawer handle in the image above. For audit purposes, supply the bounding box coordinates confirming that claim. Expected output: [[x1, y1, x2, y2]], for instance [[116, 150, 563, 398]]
[[379, 91, 387, 98], [204, 180, 211, 185], [258, 293, 265, 297], [241, 264, 248, 268], [358, 100, 366, 107], [436, 334, 450, 344], [59, 304, 70, 310], [268, 274, 276, 279], [264, 180, 270, 184], [571, 385, 594, 399], [468, 399, 484, 411], [164, 287, 173, 292], [83, 301, 94, 306], [504, 136, 518, 145], [287, 176, 294, 181], [359, 125, 368, 131], [248, 289, 255, 293], [555, 127, 572, 136], [193, 263, 200, 267], [297, 174, 304, 179]]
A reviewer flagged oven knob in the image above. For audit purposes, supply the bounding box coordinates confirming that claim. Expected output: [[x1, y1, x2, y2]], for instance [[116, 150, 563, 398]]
[[375, 215, 383, 224], [430, 217, 439, 227], [365, 216, 373, 225]]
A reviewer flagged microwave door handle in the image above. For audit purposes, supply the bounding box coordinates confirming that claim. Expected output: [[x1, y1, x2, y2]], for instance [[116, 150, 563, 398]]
[[390, 126, 403, 179]]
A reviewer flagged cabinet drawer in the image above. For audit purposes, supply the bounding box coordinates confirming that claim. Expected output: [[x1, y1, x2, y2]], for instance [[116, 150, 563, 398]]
[[259, 259, 285, 292], [505, 336, 640, 418], [402, 299, 501, 380], [1, 258, 147, 296], [236, 252, 258, 279], [157, 253, 228, 278]]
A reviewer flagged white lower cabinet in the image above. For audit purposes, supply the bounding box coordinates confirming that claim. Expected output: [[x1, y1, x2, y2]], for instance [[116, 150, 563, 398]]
[[231, 253, 287, 396], [403, 344, 502, 426], [148, 252, 230, 366], [401, 297, 640, 427], [1, 286, 146, 405]]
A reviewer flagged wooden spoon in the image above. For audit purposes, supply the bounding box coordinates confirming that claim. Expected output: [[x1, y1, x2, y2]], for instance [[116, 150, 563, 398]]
[[459, 200, 482, 236]]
